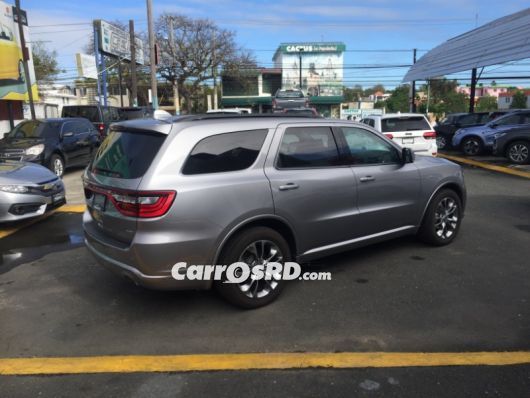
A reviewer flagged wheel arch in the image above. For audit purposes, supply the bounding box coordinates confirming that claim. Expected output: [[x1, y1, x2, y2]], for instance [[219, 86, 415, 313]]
[[420, 182, 466, 226], [213, 215, 298, 264]]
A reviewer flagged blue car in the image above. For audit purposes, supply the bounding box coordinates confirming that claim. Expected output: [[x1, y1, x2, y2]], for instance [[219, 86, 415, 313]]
[[452, 110, 530, 155]]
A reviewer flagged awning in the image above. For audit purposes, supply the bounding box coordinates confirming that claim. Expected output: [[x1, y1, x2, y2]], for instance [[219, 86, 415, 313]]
[[403, 8, 530, 82]]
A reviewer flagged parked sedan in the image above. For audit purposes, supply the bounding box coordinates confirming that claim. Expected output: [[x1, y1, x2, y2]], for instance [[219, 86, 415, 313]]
[[0, 161, 65, 223], [493, 126, 530, 164], [0, 118, 100, 177], [452, 110, 530, 155]]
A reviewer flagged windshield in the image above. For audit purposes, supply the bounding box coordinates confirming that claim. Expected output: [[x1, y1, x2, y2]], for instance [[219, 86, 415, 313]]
[[90, 131, 166, 179], [8, 121, 51, 139]]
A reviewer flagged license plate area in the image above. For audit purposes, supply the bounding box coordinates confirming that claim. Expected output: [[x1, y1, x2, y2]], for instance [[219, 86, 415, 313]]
[[52, 192, 65, 204], [92, 193, 107, 211], [402, 138, 415, 144]]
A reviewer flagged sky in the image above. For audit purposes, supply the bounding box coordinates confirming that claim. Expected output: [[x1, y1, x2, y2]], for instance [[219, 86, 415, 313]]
[[21, 0, 530, 89]]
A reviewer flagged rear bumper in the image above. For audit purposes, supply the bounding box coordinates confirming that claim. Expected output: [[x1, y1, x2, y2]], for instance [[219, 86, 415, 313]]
[[83, 211, 213, 290]]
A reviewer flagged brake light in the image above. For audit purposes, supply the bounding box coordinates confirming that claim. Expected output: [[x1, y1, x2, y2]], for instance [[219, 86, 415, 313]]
[[383, 133, 394, 139], [423, 131, 436, 139], [97, 123, 105, 135], [110, 191, 176, 218]]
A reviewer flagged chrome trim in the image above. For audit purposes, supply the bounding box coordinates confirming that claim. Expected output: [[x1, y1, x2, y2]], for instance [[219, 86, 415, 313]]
[[302, 225, 415, 257]]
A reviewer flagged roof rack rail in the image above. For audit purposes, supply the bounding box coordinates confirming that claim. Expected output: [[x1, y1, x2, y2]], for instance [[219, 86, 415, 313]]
[[171, 113, 322, 122]]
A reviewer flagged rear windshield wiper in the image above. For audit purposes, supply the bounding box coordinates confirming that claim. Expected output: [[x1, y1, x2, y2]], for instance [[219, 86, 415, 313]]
[[92, 167, 123, 178]]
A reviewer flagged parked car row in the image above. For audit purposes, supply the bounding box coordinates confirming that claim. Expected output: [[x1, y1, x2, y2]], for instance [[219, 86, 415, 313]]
[[433, 109, 530, 164]]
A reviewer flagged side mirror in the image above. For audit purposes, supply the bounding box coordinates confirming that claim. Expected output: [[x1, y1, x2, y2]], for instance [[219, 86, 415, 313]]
[[402, 147, 415, 164], [62, 132, 74, 138]]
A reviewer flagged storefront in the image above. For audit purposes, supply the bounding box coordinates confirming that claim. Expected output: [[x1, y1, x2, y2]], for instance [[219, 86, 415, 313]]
[[273, 42, 345, 117]]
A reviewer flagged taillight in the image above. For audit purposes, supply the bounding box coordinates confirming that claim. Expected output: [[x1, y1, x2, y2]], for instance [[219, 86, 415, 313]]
[[423, 131, 436, 139], [384, 133, 394, 139], [97, 123, 105, 135], [109, 191, 176, 218]]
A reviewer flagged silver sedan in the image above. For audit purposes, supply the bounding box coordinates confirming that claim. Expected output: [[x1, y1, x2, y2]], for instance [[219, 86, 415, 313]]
[[0, 161, 66, 223]]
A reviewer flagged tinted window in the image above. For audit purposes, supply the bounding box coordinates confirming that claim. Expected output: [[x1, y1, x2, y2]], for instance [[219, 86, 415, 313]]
[[8, 121, 60, 139], [363, 118, 375, 127], [90, 131, 165, 179], [276, 90, 304, 98], [493, 114, 521, 126], [182, 129, 267, 175], [341, 127, 400, 165], [381, 117, 430, 132], [63, 106, 100, 122], [458, 114, 481, 126], [277, 127, 340, 168]]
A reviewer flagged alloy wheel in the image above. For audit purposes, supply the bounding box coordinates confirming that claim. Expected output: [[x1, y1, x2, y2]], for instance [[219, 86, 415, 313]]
[[236, 240, 283, 299], [53, 158, 64, 177], [434, 197, 459, 240], [463, 138, 480, 155], [508, 144, 529, 163]]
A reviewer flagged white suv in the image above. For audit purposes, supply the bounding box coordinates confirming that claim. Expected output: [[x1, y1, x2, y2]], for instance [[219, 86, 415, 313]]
[[361, 113, 437, 156]]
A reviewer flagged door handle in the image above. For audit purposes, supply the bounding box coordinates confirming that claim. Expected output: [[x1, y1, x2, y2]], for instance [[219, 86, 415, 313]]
[[279, 183, 299, 191], [360, 176, 375, 182]]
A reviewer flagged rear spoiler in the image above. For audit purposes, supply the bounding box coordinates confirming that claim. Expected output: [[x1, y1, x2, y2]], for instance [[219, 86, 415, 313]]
[[109, 119, 172, 135]]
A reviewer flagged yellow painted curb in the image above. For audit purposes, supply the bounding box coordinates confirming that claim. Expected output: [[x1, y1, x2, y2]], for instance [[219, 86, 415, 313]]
[[439, 153, 530, 179], [55, 204, 86, 213], [1, 352, 530, 375], [0, 212, 55, 239]]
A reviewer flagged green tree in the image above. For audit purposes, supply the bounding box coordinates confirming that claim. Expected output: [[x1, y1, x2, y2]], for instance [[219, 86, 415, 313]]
[[510, 90, 527, 109], [475, 95, 498, 112], [384, 85, 409, 112], [32, 41, 63, 83], [343, 84, 363, 102]]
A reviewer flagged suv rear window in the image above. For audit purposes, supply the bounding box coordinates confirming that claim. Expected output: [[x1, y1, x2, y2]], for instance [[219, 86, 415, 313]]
[[63, 106, 100, 122], [182, 129, 268, 175], [381, 117, 430, 132], [277, 90, 304, 98], [90, 131, 165, 179]]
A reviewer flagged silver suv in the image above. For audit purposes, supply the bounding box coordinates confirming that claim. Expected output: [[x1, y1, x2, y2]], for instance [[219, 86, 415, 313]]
[[83, 115, 466, 308]]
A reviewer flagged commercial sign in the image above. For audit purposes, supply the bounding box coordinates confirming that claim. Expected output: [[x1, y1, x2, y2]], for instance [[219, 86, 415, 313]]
[[282, 43, 346, 53], [0, 1, 38, 101], [76, 53, 98, 79], [97, 20, 144, 64]]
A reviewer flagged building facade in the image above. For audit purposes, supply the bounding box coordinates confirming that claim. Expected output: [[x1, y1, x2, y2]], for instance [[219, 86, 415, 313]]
[[273, 42, 345, 118]]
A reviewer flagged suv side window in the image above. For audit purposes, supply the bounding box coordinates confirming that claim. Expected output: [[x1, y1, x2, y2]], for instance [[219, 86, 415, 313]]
[[458, 114, 480, 126], [182, 129, 268, 175], [340, 127, 401, 165], [365, 118, 375, 128], [276, 126, 340, 169]]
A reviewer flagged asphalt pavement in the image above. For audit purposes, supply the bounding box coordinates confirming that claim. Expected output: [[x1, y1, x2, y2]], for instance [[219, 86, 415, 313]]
[[0, 165, 529, 397]]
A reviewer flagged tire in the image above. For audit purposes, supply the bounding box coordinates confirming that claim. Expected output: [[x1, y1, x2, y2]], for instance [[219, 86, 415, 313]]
[[506, 141, 530, 164], [215, 227, 291, 309], [436, 135, 448, 150], [418, 189, 462, 246], [460, 136, 483, 156], [49, 154, 65, 178]]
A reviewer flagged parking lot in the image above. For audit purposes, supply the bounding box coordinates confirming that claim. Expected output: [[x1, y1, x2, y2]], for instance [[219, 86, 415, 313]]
[[0, 162, 529, 397]]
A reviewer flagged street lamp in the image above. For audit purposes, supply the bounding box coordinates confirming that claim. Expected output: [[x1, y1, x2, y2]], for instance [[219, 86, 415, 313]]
[[298, 48, 304, 90]]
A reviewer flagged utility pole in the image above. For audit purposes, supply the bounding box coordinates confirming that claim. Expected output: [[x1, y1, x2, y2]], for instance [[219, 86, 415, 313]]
[[212, 32, 217, 110], [298, 48, 304, 90], [15, 0, 35, 119], [168, 17, 180, 115], [146, 0, 158, 109], [129, 19, 138, 107], [410, 48, 417, 113], [117, 61, 123, 107], [93, 21, 102, 105]]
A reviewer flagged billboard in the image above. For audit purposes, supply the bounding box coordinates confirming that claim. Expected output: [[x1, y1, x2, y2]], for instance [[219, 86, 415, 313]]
[[97, 20, 144, 65], [275, 43, 344, 97], [76, 53, 98, 79], [0, 1, 38, 101]]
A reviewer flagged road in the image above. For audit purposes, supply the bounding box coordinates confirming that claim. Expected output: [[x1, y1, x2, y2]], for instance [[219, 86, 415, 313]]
[[0, 166, 529, 397]]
